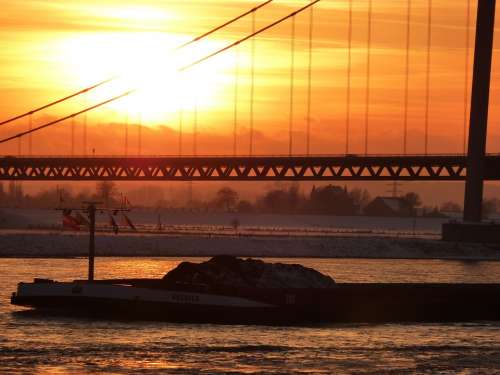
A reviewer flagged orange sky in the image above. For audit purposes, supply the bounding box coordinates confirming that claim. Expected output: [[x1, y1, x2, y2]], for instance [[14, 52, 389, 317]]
[[1, 0, 500, 157]]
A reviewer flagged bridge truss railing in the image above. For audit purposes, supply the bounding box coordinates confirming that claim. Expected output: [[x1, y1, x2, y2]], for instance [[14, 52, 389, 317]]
[[1, 155, 499, 181]]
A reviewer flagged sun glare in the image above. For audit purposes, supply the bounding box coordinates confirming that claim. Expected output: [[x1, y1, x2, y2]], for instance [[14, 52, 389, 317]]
[[103, 6, 173, 23], [57, 30, 235, 125]]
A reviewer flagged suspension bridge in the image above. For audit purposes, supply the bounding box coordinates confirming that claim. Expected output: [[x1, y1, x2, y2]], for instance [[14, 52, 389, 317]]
[[0, 0, 498, 223]]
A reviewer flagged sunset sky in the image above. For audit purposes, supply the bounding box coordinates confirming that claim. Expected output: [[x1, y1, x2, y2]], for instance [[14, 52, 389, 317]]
[[1, 0, 500, 157]]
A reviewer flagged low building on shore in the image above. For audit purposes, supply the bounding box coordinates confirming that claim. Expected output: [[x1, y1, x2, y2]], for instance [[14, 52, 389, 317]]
[[363, 196, 413, 217]]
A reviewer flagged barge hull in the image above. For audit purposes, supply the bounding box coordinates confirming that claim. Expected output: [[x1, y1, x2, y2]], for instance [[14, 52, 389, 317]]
[[11, 282, 500, 324]]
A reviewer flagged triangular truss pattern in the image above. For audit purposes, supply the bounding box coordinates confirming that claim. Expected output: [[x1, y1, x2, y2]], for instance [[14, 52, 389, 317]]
[[0, 155, 497, 181]]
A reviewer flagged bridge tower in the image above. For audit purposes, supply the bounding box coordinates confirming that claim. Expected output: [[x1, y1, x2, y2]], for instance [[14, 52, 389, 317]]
[[463, 0, 496, 222]]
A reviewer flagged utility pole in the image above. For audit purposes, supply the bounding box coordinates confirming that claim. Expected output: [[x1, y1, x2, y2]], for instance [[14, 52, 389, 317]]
[[85, 202, 97, 282], [58, 201, 130, 282], [463, 0, 496, 222], [387, 181, 403, 198]]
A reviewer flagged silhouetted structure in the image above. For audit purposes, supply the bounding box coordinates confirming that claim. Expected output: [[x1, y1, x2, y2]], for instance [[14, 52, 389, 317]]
[[1, 155, 500, 181], [308, 185, 357, 216], [364, 197, 412, 217], [464, 0, 496, 222]]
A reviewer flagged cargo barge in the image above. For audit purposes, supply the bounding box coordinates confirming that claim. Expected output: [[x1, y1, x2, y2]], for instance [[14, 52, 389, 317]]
[[11, 276, 500, 324]]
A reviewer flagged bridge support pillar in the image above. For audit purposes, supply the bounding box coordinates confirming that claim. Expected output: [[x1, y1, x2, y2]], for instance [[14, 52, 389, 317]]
[[464, 0, 496, 222]]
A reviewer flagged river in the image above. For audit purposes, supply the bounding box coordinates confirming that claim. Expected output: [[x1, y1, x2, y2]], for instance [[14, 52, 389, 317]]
[[1, 257, 499, 373]]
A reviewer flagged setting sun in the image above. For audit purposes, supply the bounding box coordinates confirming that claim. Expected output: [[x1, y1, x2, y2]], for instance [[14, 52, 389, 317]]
[[57, 30, 236, 124]]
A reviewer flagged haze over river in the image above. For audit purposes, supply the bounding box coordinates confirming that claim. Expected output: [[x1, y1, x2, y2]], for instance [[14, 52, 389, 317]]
[[1, 257, 500, 373]]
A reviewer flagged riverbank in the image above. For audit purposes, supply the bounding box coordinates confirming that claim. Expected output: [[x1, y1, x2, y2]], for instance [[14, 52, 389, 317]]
[[1, 229, 499, 260]]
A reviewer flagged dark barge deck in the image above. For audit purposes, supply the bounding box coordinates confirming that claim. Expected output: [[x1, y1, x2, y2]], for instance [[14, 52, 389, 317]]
[[11, 279, 500, 324]]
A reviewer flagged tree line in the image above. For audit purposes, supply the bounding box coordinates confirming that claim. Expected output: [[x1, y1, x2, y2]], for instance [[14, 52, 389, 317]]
[[1, 181, 499, 218], [0, 181, 121, 209]]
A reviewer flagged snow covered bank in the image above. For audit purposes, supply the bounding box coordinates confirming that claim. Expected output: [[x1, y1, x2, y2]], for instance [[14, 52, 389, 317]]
[[0, 208, 450, 233], [0, 230, 499, 260]]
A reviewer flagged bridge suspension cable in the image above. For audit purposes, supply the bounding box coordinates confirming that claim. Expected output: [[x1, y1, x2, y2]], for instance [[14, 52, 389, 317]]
[[0, 91, 134, 145], [306, 3, 314, 156], [71, 116, 75, 156], [137, 112, 142, 156], [0, 0, 275, 128], [28, 114, 32, 155], [179, 1, 320, 72], [463, 0, 472, 154], [288, 15, 296, 156], [424, 0, 432, 154], [0, 77, 115, 127], [364, 0, 373, 155], [176, 0, 273, 51], [177, 69, 185, 156], [0, 0, 321, 147], [178, 105, 184, 156], [249, 11, 256, 156], [83, 93, 88, 155], [124, 110, 129, 156], [345, 0, 353, 154], [233, 46, 239, 156], [193, 95, 198, 156], [403, 0, 411, 154]]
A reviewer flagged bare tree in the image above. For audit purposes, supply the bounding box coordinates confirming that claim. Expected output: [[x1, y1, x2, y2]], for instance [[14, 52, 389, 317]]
[[96, 181, 118, 207], [440, 201, 462, 213], [483, 198, 500, 219], [214, 187, 239, 212], [402, 192, 422, 212], [349, 188, 371, 210]]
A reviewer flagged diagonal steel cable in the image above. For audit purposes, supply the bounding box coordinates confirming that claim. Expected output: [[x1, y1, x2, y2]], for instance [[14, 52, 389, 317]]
[[0, 0, 321, 146], [0, 0, 275, 127]]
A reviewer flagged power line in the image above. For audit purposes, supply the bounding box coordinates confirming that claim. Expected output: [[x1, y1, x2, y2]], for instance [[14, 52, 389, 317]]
[[387, 181, 404, 197]]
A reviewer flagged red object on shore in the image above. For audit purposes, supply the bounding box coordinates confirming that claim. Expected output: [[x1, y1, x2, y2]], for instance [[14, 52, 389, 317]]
[[62, 213, 80, 231], [122, 213, 136, 231], [74, 211, 90, 227], [108, 213, 119, 234]]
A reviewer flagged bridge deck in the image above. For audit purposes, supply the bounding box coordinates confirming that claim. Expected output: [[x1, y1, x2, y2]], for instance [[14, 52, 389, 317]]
[[1, 155, 499, 181]]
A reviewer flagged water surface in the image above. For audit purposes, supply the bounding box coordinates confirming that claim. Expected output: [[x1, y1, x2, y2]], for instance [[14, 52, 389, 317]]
[[1, 257, 499, 373]]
